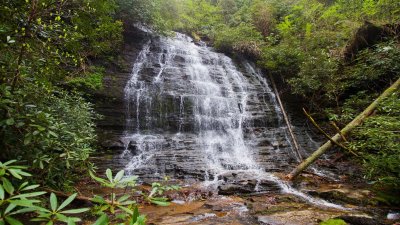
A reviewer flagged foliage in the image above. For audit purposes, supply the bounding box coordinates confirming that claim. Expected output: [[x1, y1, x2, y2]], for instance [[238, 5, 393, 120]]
[[1, 161, 180, 224], [319, 218, 347, 225], [0, 0, 125, 188], [32, 193, 89, 225], [0, 84, 97, 188], [214, 23, 263, 58], [66, 66, 105, 91], [348, 92, 400, 189], [0, 160, 47, 225], [90, 168, 179, 224]]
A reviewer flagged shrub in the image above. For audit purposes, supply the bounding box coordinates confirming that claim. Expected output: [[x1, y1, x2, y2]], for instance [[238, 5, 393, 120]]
[[0, 84, 97, 188]]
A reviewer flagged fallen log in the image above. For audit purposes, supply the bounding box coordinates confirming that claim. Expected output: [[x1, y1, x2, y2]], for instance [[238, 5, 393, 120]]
[[302, 108, 357, 156], [269, 74, 302, 161], [286, 78, 400, 180]]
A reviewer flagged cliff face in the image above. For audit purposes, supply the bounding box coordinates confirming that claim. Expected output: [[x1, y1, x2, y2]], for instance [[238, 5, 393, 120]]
[[93, 25, 150, 150]]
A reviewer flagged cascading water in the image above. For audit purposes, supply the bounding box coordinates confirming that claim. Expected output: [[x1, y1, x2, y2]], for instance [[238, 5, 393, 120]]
[[121, 32, 347, 209]]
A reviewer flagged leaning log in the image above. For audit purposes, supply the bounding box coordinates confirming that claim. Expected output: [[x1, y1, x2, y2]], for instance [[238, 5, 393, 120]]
[[269, 74, 302, 161], [286, 78, 400, 180]]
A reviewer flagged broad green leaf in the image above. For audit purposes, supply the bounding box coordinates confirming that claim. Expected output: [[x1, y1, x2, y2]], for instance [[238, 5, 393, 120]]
[[92, 213, 109, 225], [18, 182, 28, 190], [50, 193, 58, 211], [21, 184, 40, 191], [58, 193, 77, 211], [91, 195, 106, 204], [17, 170, 31, 177], [0, 185, 4, 200], [2, 177, 14, 194], [150, 199, 170, 206], [61, 208, 90, 214], [106, 169, 113, 182], [114, 170, 124, 182], [55, 213, 69, 222], [117, 206, 133, 215], [10, 191, 46, 199], [120, 176, 138, 183], [89, 171, 107, 185], [4, 217, 23, 225], [5, 204, 17, 214], [120, 200, 136, 206], [67, 218, 76, 225], [8, 169, 22, 179], [5, 118, 15, 125], [134, 215, 146, 225], [131, 206, 139, 224], [3, 160, 17, 166], [46, 221, 54, 225], [117, 194, 130, 203], [8, 207, 37, 215], [24, 135, 32, 145], [9, 199, 37, 207]]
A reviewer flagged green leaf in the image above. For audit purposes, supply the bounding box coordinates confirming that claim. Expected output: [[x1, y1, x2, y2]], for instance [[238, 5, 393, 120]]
[[21, 184, 40, 191], [17, 170, 31, 177], [58, 193, 77, 211], [10, 191, 46, 199], [134, 215, 146, 225], [91, 195, 106, 204], [8, 169, 22, 179], [61, 208, 90, 214], [8, 207, 37, 216], [114, 170, 124, 182], [67, 218, 76, 225], [117, 194, 130, 203], [46, 221, 54, 225], [0, 185, 4, 200], [117, 206, 133, 215], [50, 193, 58, 211], [106, 169, 113, 182], [5, 204, 17, 214], [2, 177, 14, 194], [24, 135, 32, 145], [4, 217, 23, 225], [132, 206, 139, 223], [5, 118, 15, 125], [89, 171, 107, 185], [150, 199, 170, 206], [10, 199, 37, 207], [55, 213, 69, 222], [92, 214, 109, 225]]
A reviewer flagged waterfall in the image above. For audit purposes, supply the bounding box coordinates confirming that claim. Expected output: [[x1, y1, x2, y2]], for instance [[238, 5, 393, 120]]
[[120, 32, 348, 210], [122, 33, 295, 179]]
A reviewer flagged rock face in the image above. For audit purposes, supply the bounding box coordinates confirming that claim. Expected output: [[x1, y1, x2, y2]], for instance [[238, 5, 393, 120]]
[[94, 25, 152, 146]]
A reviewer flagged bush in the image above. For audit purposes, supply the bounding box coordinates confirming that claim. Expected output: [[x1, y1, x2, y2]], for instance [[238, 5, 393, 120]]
[[348, 92, 400, 189], [214, 23, 263, 58], [0, 84, 97, 188]]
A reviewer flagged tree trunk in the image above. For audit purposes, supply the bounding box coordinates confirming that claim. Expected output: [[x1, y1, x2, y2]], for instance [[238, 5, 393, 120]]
[[286, 78, 400, 180], [269, 74, 302, 161]]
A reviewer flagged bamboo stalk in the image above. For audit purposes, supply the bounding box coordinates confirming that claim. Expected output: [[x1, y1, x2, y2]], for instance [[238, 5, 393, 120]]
[[286, 78, 400, 180]]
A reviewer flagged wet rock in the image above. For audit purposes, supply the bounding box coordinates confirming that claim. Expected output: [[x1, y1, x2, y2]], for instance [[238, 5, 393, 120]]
[[306, 187, 374, 205], [100, 139, 125, 150], [218, 184, 254, 195], [338, 215, 384, 225]]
